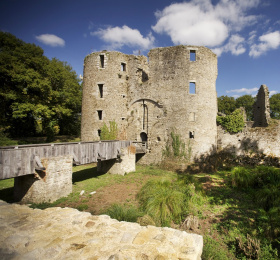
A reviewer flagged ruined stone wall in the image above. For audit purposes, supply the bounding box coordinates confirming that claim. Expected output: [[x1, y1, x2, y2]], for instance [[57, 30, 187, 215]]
[[217, 122, 280, 157], [81, 46, 218, 164], [0, 200, 203, 259], [253, 84, 270, 127]]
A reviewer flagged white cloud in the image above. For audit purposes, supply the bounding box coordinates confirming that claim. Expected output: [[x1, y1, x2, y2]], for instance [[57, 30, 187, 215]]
[[92, 25, 154, 51], [227, 87, 259, 95], [36, 34, 65, 47], [270, 90, 278, 96], [152, 0, 260, 47], [249, 31, 280, 57], [212, 34, 246, 56]]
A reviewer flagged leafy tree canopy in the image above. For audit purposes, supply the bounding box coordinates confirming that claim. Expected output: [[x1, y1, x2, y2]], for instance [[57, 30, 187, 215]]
[[270, 93, 280, 119], [0, 32, 82, 141], [236, 95, 255, 121], [217, 96, 236, 115], [217, 108, 245, 133]]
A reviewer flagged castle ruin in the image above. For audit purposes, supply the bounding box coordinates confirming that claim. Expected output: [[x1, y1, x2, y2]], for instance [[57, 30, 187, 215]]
[[81, 45, 218, 164]]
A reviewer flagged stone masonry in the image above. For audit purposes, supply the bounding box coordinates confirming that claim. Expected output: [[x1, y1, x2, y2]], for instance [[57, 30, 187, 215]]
[[0, 200, 203, 259], [81, 45, 218, 164], [14, 155, 73, 203], [253, 84, 270, 127]]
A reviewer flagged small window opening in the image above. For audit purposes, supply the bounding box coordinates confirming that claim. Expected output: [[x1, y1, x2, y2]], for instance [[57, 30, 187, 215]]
[[100, 55, 104, 68], [190, 50, 196, 61], [97, 110, 103, 120], [98, 129, 101, 136], [121, 63, 126, 71], [121, 117, 125, 121], [98, 84, 103, 98], [189, 82, 196, 94], [189, 131, 195, 139], [157, 137, 161, 141]]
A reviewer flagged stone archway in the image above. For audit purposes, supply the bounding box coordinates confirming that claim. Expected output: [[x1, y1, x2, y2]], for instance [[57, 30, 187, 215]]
[[140, 132, 147, 142]]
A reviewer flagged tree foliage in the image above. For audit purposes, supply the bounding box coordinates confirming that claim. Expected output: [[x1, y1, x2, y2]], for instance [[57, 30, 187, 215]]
[[236, 95, 255, 121], [270, 93, 280, 119], [0, 32, 82, 141], [217, 108, 245, 133], [218, 96, 236, 115]]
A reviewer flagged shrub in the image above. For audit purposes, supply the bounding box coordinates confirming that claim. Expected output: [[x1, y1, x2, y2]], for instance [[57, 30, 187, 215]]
[[100, 120, 118, 140], [230, 167, 254, 188], [217, 108, 245, 133], [137, 179, 189, 226]]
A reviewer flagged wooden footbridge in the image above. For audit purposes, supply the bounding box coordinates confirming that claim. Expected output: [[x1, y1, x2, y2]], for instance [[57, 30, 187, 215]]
[[0, 140, 146, 180]]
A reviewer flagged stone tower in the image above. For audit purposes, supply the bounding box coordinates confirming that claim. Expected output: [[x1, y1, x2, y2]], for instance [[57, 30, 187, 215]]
[[81, 45, 218, 164], [253, 84, 270, 127]]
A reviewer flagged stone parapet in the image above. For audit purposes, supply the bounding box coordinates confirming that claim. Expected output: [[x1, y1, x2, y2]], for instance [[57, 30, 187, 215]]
[[0, 200, 203, 259]]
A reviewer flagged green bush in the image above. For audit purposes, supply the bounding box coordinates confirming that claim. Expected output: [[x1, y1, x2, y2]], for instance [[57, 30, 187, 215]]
[[217, 108, 245, 133], [137, 179, 189, 226], [104, 204, 144, 222], [100, 120, 118, 140], [230, 166, 255, 188], [0, 132, 18, 146]]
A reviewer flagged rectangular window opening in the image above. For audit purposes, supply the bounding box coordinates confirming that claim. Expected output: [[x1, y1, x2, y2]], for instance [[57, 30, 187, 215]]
[[189, 82, 196, 94], [97, 110, 103, 120], [189, 131, 195, 139], [98, 129, 101, 137], [100, 55, 104, 68], [190, 50, 196, 61], [121, 63, 126, 71], [98, 84, 103, 98]]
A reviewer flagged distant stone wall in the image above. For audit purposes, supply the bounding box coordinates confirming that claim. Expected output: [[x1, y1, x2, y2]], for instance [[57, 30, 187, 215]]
[[0, 200, 203, 259], [217, 122, 280, 157], [14, 155, 73, 203]]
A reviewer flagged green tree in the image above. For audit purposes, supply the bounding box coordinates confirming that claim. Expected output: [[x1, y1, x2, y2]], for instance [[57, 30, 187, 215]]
[[270, 93, 280, 119], [236, 95, 255, 121], [0, 32, 82, 141], [217, 96, 236, 115]]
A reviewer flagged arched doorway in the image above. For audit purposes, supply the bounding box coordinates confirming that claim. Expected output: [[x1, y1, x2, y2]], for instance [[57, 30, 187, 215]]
[[140, 132, 147, 142]]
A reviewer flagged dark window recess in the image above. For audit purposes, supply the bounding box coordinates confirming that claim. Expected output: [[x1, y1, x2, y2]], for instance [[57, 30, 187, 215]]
[[97, 110, 103, 120], [121, 63, 126, 71], [100, 55, 104, 68], [189, 131, 195, 139], [190, 50, 196, 61], [98, 84, 103, 98], [98, 129, 101, 136], [189, 82, 196, 94]]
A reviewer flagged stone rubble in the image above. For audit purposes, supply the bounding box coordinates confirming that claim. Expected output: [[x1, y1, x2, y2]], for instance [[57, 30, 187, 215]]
[[0, 200, 203, 259]]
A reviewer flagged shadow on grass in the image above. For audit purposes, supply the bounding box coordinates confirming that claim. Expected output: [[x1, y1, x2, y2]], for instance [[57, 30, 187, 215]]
[[72, 165, 104, 184]]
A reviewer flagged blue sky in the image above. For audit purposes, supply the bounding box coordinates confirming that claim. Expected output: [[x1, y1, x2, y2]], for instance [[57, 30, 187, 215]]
[[1, 0, 279, 97]]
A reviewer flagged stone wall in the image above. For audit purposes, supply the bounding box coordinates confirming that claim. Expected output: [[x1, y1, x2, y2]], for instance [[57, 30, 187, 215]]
[[0, 200, 203, 259], [14, 155, 73, 203], [217, 122, 280, 157], [81, 45, 218, 164]]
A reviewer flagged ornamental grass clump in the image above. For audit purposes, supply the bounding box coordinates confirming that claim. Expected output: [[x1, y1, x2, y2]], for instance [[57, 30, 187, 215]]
[[137, 179, 189, 226]]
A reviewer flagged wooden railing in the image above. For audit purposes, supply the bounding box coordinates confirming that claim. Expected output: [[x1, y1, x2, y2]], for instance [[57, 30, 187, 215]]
[[132, 141, 147, 154], [0, 141, 131, 180]]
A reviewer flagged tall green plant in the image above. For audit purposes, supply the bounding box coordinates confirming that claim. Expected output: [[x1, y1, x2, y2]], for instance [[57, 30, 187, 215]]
[[137, 179, 189, 226], [100, 120, 118, 140]]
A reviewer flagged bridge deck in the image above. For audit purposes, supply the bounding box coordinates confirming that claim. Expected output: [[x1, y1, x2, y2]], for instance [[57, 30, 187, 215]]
[[0, 141, 131, 180]]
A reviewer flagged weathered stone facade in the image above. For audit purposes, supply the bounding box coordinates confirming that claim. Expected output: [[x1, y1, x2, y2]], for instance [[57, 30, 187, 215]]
[[0, 200, 203, 259], [253, 84, 270, 127], [81, 45, 218, 164]]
